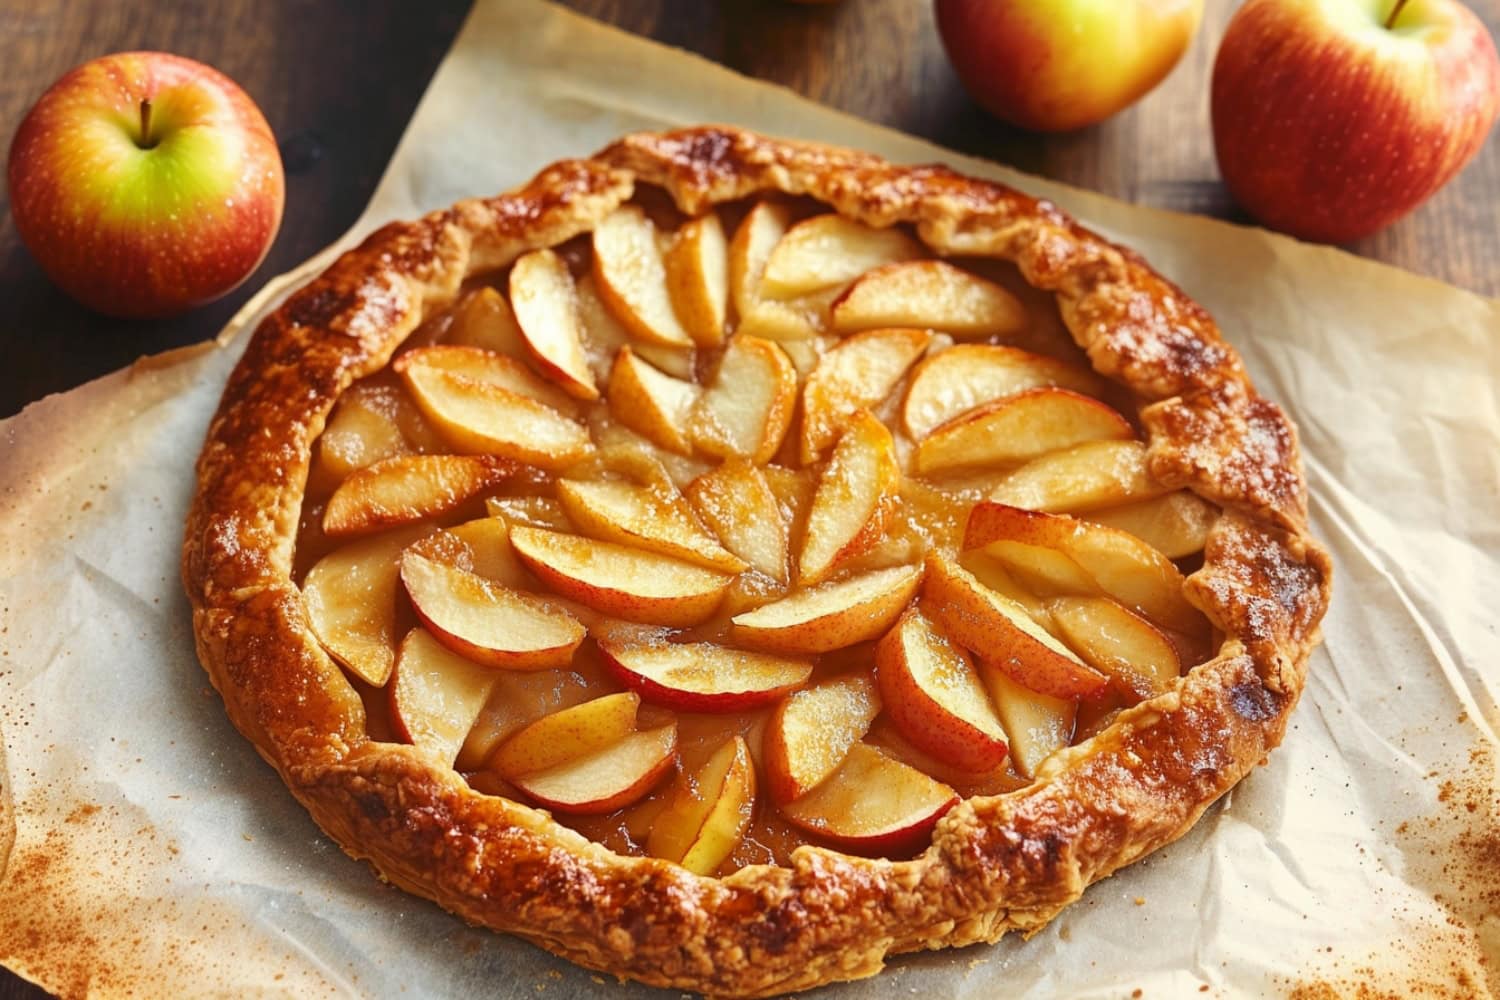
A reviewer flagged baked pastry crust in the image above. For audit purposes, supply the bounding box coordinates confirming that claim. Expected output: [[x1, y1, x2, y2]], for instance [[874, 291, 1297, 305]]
[[183, 126, 1331, 997]]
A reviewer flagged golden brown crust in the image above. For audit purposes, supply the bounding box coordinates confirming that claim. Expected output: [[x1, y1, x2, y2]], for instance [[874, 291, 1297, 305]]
[[182, 126, 1331, 997]]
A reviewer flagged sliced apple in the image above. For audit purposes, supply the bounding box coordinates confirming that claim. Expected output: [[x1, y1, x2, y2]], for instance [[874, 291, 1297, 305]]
[[507, 524, 732, 627], [987, 440, 1171, 515], [962, 505, 1100, 597], [322, 453, 510, 537], [902, 344, 1109, 440], [399, 363, 592, 470], [488, 691, 641, 779], [484, 494, 571, 531], [647, 736, 755, 875], [606, 346, 699, 455], [395, 344, 580, 417], [400, 550, 585, 670], [798, 409, 901, 585], [1048, 596, 1182, 703], [980, 667, 1076, 781], [1085, 490, 1220, 559], [876, 606, 1008, 772], [763, 674, 881, 804], [964, 503, 1204, 635], [736, 298, 827, 342], [575, 271, 696, 382], [445, 286, 527, 357], [512, 724, 678, 815], [599, 640, 812, 713], [684, 459, 789, 582], [731, 563, 923, 654], [446, 516, 528, 584], [508, 247, 599, 400], [317, 384, 413, 479], [778, 742, 957, 856], [665, 212, 729, 347], [592, 204, 694, 348], [831, 260, 1028, 339], [303, 525, 430, 687], [759, 214, 925, 299], [728, 200, 793, 321], [557, 476, 745, 573], [958, 550, 1056, 629], [689, 334, 796, 463], [799, 328, 931, 463], [389, 628, 498, 767], [922, 555, 1108, 700], [916, 387, 1134, 474]]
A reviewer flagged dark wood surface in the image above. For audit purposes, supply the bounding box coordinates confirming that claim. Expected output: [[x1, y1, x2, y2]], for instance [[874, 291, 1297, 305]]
[[1, 0, 1496, 995]]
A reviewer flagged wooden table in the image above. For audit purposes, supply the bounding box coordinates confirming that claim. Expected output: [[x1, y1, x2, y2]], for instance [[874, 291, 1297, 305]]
[[0, 0, 1495, 994]]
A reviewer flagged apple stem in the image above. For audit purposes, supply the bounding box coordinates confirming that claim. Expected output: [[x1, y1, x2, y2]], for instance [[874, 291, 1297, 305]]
[[139, 99, 155, 149], [1384, 0, 1410, 29]]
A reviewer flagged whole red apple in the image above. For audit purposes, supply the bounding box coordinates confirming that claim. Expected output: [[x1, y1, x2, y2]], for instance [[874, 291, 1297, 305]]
[[1212, 0, 1500, 244], [7, 52, 284, 319], [935, 0, 1204, 132]]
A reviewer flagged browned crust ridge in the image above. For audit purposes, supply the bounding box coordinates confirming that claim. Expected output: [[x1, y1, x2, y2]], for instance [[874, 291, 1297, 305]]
[[182, 126, 1332, 997]]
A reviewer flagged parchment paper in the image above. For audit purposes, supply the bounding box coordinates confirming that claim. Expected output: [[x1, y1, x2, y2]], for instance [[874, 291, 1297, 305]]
[[3, 2, 1498, 996]]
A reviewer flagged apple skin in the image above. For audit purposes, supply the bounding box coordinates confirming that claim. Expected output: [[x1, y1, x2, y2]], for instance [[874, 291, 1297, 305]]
[[1212, 0, 1500, 243], [7, 51, 284, 318], [935, 0, 1204, 131]]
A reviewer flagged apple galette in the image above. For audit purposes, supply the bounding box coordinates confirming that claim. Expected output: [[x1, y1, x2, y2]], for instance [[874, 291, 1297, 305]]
[[183, 127, 1331, 997]]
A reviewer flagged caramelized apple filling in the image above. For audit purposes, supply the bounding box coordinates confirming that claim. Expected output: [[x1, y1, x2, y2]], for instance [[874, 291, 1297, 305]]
[[293, 193, 1222, 874]]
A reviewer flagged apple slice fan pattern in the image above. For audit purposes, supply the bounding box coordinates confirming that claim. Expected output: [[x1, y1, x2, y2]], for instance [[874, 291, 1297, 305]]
[[184, 126, 1330, 998]]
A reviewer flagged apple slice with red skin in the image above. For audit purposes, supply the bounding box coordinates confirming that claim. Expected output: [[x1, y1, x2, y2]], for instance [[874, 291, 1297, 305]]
[[599, 640, 812, 713], [689, 334, 797, 463], [876, 606, 1009, 772], [922, 555, 1109, 700], [916, 386, 1134, 474], [964, 502, 1205, 635], [646, 736, 756, 875], [685, 459, 789, 582], [902, 344, 1110, 440], [607, 346, 699, 455], [557, 476, 746, 573], [759, 214, 925, 299], [507, 524, 732, 627], [509, 247, 599, 400], [799, 328, 931, 463], [980, 666, 1076, 781], [388, 628, 498, 768], [778, 742, 958, 856], [798, 409, 902, 585], [322, 453, 511, 537], [400, 550, 585, 670], [304, 524, 431, 687], [831, 260, 1028, 338], [728, 201, 792, 320], [398, 362, 593, 470], [1048, 595, 1183, 703], [1086, 490, 1220, 559], [511, 724, 679, 815], [764, 674, 881, 804], [665, 212, 730, 347], [592, 205, 694, 348], [732, 563, 924, 654], [395, 345, 580, 417], [988, 440, 1173, 515], [488, 691, 641, 779]]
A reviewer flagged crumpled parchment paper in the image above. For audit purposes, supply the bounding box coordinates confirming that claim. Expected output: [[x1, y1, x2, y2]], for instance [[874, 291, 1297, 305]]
[[2, 2, 1497, 996]]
